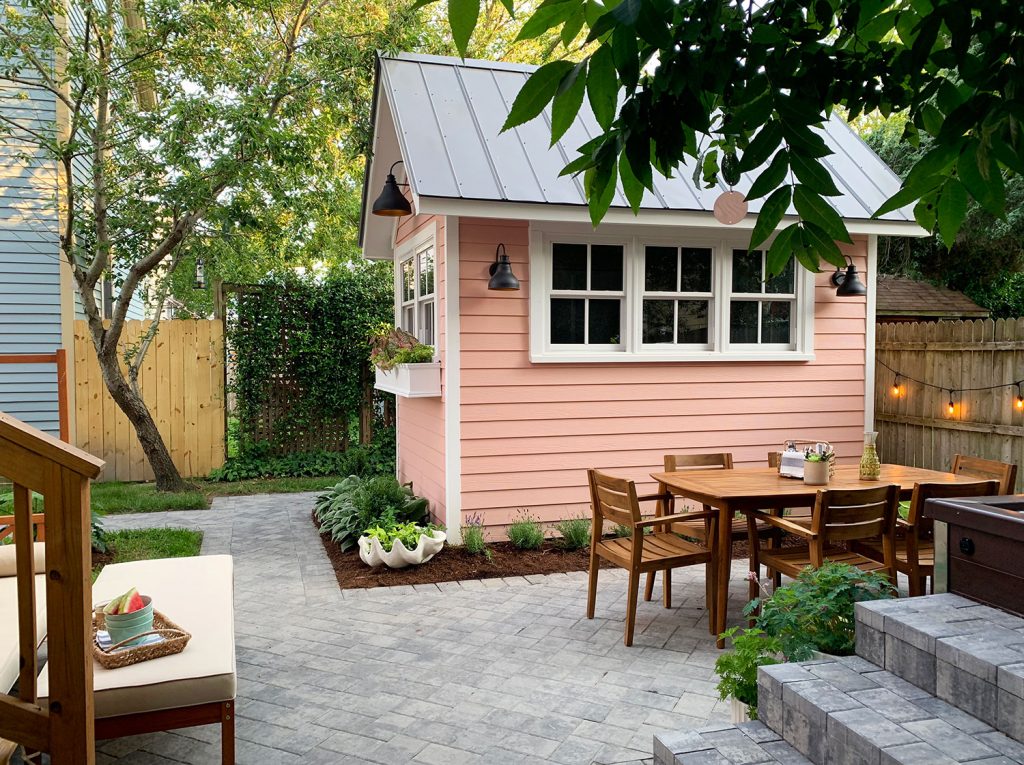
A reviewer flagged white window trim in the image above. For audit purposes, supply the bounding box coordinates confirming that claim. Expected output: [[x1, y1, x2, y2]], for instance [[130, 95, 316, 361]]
[[393, 223, 439, 357], [528, 222, 815, 363]]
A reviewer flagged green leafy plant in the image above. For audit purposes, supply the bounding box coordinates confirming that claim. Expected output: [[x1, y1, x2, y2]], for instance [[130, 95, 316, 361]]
[[370, 325, 435, 371], [746, 562, 897, 660], [209, 427, 395, 482], [363, 520, 441, 552], [461, 514, 492, 561], [313, 475, 429, 552], [507, 511, 545, 550], [91, 509, 109, 554], [612, 523, 633, 538], [714, 627, 783, 716], [556, 516, 591, 551]]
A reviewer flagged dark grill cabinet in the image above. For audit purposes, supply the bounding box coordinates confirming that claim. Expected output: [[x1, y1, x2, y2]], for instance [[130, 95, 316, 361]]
[[925, 495, 1024, 617]]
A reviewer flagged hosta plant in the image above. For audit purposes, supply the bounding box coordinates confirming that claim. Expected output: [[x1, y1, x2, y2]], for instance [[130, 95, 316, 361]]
[[313, 475, 429, 552]]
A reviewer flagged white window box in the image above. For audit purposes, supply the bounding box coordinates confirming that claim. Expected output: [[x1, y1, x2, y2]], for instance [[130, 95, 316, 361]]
[[374, 362, 441, 398]]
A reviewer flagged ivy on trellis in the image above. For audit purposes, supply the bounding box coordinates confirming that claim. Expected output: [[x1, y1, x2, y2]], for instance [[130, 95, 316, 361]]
[[226, 263, 393, 455]]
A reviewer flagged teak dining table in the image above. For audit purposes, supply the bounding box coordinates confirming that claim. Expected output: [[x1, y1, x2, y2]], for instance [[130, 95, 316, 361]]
[[649, 464, 981, 648]]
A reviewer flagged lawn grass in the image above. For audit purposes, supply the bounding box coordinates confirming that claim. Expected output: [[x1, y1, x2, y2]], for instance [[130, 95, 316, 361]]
[[92, 527, 204, 580], [87, 476, 342, 515]]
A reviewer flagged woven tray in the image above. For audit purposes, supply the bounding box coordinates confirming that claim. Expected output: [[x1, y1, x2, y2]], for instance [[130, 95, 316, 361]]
[[92, 607, 191, 670]]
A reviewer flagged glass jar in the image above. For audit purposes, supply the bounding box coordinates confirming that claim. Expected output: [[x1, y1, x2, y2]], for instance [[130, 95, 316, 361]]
[[859, 431, 881, 481]]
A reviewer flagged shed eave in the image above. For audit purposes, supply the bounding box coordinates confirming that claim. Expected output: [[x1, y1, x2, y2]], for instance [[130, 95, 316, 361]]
[[414, 196, 930, 238]]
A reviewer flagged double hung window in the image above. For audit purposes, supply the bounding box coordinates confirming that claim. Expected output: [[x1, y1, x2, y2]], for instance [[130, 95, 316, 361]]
[[398, 242, 436, 347]]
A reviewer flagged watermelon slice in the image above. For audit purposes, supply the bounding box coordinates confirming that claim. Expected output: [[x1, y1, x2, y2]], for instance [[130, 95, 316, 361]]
[[124, 591, 145, 614]]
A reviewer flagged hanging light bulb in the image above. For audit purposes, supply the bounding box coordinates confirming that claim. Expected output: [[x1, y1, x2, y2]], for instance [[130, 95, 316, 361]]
[[1016, 383, 1023, 411], [891, 374, 901, 398], [947, 390, 956, 415]]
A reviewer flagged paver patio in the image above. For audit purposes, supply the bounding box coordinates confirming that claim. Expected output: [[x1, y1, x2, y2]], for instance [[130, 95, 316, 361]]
[[78, 493, 756, 765]]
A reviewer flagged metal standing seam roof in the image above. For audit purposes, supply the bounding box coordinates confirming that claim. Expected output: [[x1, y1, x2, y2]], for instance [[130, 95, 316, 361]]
[[371, 51, 917, 225]]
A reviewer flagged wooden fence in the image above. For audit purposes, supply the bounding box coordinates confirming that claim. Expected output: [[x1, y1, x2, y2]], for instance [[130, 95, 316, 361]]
[[74, 320, 226, 482], [874, 319, 1024, 492]]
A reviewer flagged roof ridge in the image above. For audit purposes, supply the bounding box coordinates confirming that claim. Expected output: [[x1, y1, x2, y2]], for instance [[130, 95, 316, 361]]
[[385, 51, 538, 74]]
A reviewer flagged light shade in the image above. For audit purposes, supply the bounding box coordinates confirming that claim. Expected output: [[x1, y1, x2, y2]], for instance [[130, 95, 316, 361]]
[[371, 173, 412, 217], [488, 244, 520, 290], [830, 260, 867, 297]]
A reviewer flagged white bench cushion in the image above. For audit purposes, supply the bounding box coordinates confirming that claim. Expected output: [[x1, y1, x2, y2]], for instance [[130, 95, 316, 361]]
[[0, 573, 47, 692], [38, 555, 235, 718], [0, 543, 46, 577]]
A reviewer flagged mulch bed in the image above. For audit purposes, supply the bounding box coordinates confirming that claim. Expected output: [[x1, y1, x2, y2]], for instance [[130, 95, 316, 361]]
[[317, 524, 604, 590], [312, 511, 796, 590], [92, 550, 115, 569]]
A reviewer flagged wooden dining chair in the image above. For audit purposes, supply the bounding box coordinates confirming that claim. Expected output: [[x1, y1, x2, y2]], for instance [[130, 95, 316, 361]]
[[587, 469, 718, 646], [850, 480, 998, 596], [644, 453, 772, 602], [767, 451, 812, 528], [745, 484, 901, 604], [951, 454, 1017, 495]]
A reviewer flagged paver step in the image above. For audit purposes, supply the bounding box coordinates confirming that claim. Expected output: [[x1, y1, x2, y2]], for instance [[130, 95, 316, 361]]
[[757, 653, 1024, 764], [653, 720, 812, 765], [855, 593, 1024, 742]]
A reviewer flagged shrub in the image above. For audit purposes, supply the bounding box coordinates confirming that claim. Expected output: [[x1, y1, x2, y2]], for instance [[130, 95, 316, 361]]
[[612, 523, 632, 538], [208, 426, 396, 482], [714, 627, 782, 716], [461, 514, 492, 561], [746, 561, 897, 660], [507, 511, 545, 550], [313, 475, 428, 552], [556, 516, 591, 551]]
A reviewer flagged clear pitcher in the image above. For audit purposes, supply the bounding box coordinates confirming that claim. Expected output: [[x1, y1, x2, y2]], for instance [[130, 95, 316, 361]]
[[859, 431, 881, 481]]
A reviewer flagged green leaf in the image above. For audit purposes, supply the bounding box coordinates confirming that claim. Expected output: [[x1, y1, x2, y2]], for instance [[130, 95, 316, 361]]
[[448, 0, 481, 58], [738, 120, 783, 173], [874, 173, 943, 218], [502, 60, 574, 131], [619, 150, 644, 213], [792, 184, 852, 243], [746, 150, 789, 201], [586, 150, 618, 226], [920, 103, 943, 136], [551, 61, 587, 144], [957, 142, 1006, 217], [779, 118, 830, 159], [560, 10, 585, 46], [765, 223, 799, 277], [789, 153, 841, 197], [750, 186, 792, 250], [912, 196, 937, 232], [801, 221, 847, 268], [701, 150, 719, 189], [516, 2, 576, 42], [937, 178, 968, 246], [587, 46, 617, 131]]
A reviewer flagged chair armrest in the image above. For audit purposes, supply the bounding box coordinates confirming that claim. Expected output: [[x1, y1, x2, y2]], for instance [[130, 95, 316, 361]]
[[637, 492, 673, 503], [636, 510, 717, 529], [743, 510, 816, 538]]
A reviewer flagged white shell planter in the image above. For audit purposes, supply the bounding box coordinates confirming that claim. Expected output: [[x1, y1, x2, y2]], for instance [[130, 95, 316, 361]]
[[358, 530, 447, 569], [374, 363, 441, 398], [730, 697, 752, 723]]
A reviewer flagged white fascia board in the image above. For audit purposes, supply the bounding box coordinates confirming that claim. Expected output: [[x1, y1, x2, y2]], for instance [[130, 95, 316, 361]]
[[865, 234, 878, 432], [415, 197, 929, 238]]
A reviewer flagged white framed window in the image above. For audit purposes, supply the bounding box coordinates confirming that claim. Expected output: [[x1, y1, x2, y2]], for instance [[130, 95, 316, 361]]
[[394, 227, 437, 348], [529, 224, 815, 363]]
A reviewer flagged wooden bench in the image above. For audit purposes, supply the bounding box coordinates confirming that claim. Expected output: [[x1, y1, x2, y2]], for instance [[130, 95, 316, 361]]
[[38, 555, 237, 763]]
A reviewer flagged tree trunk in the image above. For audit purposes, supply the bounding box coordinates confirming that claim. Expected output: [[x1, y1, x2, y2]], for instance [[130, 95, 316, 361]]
[[95, 345, 192, 492]]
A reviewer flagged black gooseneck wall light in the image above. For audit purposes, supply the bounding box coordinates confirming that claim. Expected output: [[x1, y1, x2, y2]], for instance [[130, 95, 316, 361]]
[[371, 160, 413, 217], [488, 244, 520, 291], [830, 255, 867, 297]]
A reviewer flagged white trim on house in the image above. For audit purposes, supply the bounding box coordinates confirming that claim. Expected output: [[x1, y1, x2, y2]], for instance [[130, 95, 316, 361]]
[[443, 216, 462, 544], [415, 198, 928, 240], [528, 222, 816, 364], [392, 223, 438, 352], [865, 234, 878, 432]]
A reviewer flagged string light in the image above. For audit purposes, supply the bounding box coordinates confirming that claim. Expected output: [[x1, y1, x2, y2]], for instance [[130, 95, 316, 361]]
[[877, 360, 1023, 415]]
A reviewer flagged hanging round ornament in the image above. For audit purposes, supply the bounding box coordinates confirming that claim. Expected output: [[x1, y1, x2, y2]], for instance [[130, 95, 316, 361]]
[[713, 190, 748, 225]]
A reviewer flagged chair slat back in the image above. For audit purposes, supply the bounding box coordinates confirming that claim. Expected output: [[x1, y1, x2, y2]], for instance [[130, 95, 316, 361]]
[[0, 512, 46, 543], [951, 454, 1017, 495], [906, 480, 999, 530], [588, 469, 641, 528], [813, 485, 899, 542], [664, 453, 733, 471]]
